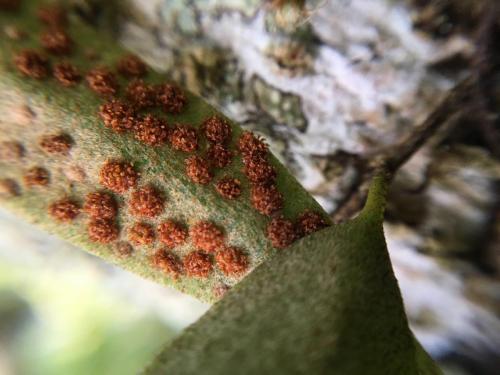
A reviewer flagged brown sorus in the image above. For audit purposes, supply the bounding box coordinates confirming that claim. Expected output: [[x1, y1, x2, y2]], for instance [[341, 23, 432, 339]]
[[125, 79, 156, 109], [99, 99, 136, 133], [251, 183, 283, 216], [24, 166, 49, 187], [129, 185, 164, 218], [157, 220, 188, 249], [117, 54, 147, 78], [202, 115, 232, 144], [297, 210, 329, 236], [238, 131, 268, 157], [83, 191, 117, 220], [152, 248, 183, 278], [134, 114, 169, 146], [86, 67, 119, 96], [87, 218, 119, 243], [170, 125, 198, 152], [267, 216, 297, 249], [114, 241, 134, 258], [156, 83, 186, 114], [37, 4, 67, 27], [243, 155, 276, 184], [190, 221, 224, 253], [183, 251, 213, 278], [215, 178, 241, 200], [39, 133, 73, 155], [0, 141, 24, 161], [48, 198, 80, 222], [185, 156, 212, 185], [0, 178, 20, 197], [215, 246, 249, 276], [206, 144, 233, 169], [99, 160, 139, 193], [53, 61, 81, 86], [40, 29, 73, 55], [14, 50, 49, 79], [128, 222, 155, 245]]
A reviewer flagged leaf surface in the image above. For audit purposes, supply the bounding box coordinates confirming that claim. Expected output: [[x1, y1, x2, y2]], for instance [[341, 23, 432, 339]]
[[144, 174, 442, 375]]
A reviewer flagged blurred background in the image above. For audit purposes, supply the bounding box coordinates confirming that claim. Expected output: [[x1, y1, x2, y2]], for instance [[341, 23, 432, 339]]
[[1, 0, 500, 374], [0, 211, 208, 375]]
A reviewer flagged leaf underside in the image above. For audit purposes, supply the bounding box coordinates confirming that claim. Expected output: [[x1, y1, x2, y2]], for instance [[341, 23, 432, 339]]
[[0, 0, 325, 303]]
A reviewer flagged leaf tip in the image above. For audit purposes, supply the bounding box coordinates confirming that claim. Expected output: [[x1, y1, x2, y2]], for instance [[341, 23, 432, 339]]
[[360, 170, 390, 222]]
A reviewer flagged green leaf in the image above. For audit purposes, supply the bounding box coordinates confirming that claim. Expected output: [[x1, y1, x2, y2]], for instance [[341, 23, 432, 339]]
[[143, 174, 442, 375], [0, 0, 325, 303]]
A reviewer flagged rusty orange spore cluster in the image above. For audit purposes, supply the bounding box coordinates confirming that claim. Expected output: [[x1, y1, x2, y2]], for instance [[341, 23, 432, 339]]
[[99, 160, 139, 193], [99, 100, 137, 133], [83, 191, 117, 220], [39, 133, 73, 155], [128, 222, 155, 245], [190, 221, 225, 253], [185, 155, 212, 185], [157, 220, 188, 249], [48, 198, 80, 222], [53, 61, 81, 86], [129, 186, 164, 218]]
